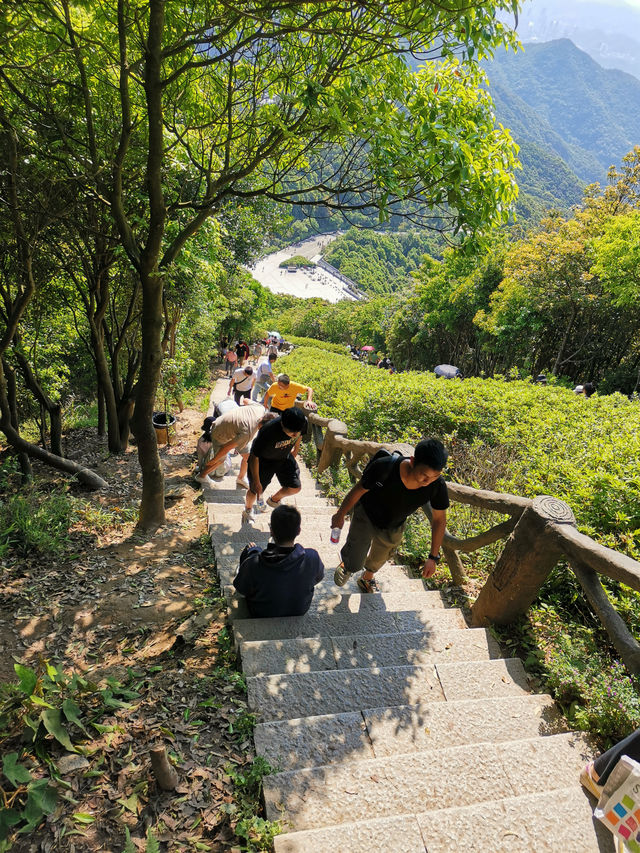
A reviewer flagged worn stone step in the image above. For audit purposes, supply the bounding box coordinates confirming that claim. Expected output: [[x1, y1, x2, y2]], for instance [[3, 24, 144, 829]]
[[263, 732, 594, 831], [217, 560, 415, 589], [247, 657, 528, 722], [248, 663, 445, 721], [239, 627, 501, 677], [272, 786, 609, 853], [232, 603, 467, 645], [255, 694, 565, 773], [227, 587, 446, 621]]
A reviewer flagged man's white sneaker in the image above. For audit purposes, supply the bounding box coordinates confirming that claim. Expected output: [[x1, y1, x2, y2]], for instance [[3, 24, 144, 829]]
[[266, 497, 281, 509], [241, 508, 254, 525], [194, 473, 215, 487], [236, 477, 250, 490]]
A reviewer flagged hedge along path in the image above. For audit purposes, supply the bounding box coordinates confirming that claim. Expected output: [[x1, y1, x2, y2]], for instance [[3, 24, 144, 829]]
[[202, 376, 611, 852]]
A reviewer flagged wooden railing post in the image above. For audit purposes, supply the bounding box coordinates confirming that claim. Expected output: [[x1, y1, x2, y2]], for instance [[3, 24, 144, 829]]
[[317, 419, 349, 472], [471, 495, 576, 627]]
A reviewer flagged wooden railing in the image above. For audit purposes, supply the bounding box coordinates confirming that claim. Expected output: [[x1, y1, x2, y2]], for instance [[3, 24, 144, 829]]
[[300, 410, 640, 677]]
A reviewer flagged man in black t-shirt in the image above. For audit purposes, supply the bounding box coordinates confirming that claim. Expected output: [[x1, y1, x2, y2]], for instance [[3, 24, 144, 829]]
[[242, 407, 308, 524], [331, 438, 449, 593]]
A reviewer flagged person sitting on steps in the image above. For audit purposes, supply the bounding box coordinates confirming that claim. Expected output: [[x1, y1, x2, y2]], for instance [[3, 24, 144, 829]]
[[233, 504, 324, 618], [332, 438, 449, 593]]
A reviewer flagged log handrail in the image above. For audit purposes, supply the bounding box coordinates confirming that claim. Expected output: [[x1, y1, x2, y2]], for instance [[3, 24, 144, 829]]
[[300, 408, 640, 677]]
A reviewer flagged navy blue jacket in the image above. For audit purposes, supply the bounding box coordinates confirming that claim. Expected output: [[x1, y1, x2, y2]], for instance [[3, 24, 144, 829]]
[[233, 542, 324, 618]]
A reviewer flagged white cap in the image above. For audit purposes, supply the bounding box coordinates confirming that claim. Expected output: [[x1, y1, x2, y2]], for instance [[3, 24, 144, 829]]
[[574, 385, 584, 394]]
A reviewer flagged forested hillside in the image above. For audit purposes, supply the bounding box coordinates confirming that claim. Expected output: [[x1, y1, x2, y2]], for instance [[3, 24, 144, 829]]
[[270, 148, 640, 394], [483, 38, 640, 215]]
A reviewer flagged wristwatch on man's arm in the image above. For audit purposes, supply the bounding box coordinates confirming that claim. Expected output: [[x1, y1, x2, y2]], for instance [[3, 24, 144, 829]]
[[427, 553, 441, 563]]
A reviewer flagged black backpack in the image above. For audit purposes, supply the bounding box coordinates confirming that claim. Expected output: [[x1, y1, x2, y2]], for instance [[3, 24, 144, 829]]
[[360, 448, 404, 487]]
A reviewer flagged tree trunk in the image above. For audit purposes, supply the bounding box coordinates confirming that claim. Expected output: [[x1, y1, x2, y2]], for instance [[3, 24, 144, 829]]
[[91, 326, 123, 453], [3, 359, 31, 479], [118, 397, 134, 450], [0, 362, 106, 489], [552, 304, 578, 376], [97, 381, 105, 436], [14, 351, 63, 457], [131, 270, 165, 528]]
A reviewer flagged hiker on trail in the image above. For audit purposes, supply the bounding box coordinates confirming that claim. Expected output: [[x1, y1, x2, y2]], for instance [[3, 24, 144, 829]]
[[228, 365, 255, 405], [195, 401, 276, 488], [233, 504, 324, 618], [252, 352, 277, 402], [581, 727, 640, 800], [236, 340, 250, 366], [252, 340, 263, 363], [224, 347, 237, 377], [242, 406, 308, 524], [332, 438, 449, 593], [263, 373, 316, 415]]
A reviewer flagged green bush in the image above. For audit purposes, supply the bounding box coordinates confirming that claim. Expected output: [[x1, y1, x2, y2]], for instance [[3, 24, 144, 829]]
[[287, 335, 348, 354], [0, 486, 72, 558], [284, 341, 640, 741]]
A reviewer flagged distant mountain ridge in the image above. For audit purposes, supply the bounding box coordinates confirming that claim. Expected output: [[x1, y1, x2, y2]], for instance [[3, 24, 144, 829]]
[[515, 0, 640, 79], [483, 38, 640, 217]]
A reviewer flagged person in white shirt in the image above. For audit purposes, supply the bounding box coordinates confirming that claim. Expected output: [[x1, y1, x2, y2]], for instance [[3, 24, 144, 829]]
[[252, 353, 277, 402], [228, 366, 255, 405]]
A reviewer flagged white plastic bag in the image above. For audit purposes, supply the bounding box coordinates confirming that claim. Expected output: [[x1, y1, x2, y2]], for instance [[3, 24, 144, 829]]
[[595, 756, 640, 852]]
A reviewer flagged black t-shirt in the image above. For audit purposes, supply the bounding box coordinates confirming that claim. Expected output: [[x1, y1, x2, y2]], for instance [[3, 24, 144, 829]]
[[359, 456, 449, 530], [250, 418, 299, 461]]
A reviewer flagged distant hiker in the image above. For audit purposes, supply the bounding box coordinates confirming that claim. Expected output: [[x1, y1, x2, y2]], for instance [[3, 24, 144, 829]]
[[242, 407, 308, 523], [263, 373, 316, 414], [234, 505, 324, 618], [228, 365, 255, 404], [584, 381, 596, 398], [252, 352, 277, 402], [224, 347, 237, 377], [236, 340, 250, 366], [195, 402, 275, 488], [252, 340, 263, 363], [332, 438, 449, 592]]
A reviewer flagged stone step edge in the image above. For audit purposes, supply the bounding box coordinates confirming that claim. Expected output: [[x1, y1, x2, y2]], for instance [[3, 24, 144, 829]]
[[238, 626, 498, 676], [247, 655, 527, 686], [263, 729, 590, 793], [253, 692, 558, 734], [271, 786, 597, 852]]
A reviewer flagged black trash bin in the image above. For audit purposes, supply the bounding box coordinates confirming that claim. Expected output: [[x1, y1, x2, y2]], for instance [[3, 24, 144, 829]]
[[152, 411, 176, 445]]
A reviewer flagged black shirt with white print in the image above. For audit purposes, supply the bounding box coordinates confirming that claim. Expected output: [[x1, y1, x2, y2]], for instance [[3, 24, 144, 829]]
[[250, 418, 301, 461]]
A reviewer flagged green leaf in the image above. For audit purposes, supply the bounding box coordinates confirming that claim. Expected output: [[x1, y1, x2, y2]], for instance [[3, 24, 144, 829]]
[[62, 698, 90, 736], [2, 753, 32, 786], [118, 793, 138, 814], [72, 813, 95, 824], [30, 695, 54, 709], [122, 828, 136, 853], [0, 808, 22, 841], [40, 708, 77, 753], [14, 664, 37, 696]]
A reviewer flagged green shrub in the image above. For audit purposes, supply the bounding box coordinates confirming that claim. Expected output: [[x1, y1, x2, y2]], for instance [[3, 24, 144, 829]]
[[286, 343, 640, 742], [287, 335, 347, 354], [0, 488, 72, 558]]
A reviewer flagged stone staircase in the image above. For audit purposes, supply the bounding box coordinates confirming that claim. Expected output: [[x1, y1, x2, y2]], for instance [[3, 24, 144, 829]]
[[203, 378, 613, 852]]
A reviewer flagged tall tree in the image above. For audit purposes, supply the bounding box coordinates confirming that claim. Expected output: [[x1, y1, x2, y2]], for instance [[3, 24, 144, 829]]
[[1, 0, 519, 527]]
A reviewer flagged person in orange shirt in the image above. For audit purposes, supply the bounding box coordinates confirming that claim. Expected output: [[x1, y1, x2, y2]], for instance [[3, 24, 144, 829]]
[[263, 374, 316, 415]]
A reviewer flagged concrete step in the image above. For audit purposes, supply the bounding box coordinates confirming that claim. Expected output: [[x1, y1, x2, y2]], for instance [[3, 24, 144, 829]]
[[272, 786, 610, 853], [217, 560, 416, 589], [263, 731, 595, 832], [232, 603, 467, 645], [247, 658, 529, 721], [255, 694, 566, 773], [239, 627, 501, 677], [227, 587, 447, 621]]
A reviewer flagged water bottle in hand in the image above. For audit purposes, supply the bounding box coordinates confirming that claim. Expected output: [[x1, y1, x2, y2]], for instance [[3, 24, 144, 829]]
[[330, 526, 341, 544]]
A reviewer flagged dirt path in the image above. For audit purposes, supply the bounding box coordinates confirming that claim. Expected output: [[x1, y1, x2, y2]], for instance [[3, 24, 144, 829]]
[[0, 381, 260, 852]]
